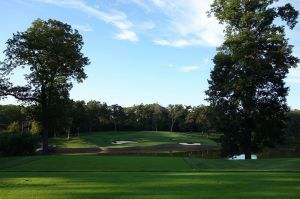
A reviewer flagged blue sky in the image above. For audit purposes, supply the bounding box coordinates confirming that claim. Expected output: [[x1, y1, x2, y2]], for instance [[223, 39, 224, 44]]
[[0, 0, 300, 108]]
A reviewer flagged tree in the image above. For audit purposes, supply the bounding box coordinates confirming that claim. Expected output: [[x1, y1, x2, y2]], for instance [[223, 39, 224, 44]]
[[167, 104, 186, 132], [207, 0, 299, 159], [0, 19, 90, 154], [285, 109, 300, 146], [109, 104, 125, 131], [71, 100, 88, 134], [185, 105, 211, 133]]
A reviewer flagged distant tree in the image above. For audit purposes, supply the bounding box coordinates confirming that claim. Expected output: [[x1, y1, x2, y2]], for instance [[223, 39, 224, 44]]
[[0, 105, 25, 131], [152, 104, 168, 131], [0, 19, 90, 153], [185, 105, 211, 133], [207, 0, 299, 159], [285, 109, 300, 146], [167, 104, 186, 132], [71, 101, 88, 134], [86, 101, 102, 132], [109, 104, 125, 131]]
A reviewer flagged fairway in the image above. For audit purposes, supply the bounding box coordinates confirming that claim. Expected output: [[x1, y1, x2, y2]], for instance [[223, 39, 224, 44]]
[[0, 155, 300, 199], [50, 131, 218, 148]]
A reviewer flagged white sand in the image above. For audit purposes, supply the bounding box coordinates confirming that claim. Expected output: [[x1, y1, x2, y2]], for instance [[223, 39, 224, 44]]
[[112, 141, 137, 145], [179, 143, 201, 146]]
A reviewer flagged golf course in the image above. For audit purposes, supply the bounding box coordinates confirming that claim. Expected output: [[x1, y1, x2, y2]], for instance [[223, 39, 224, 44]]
[[1, 131, 300, 199], [1, 155, 300, 199], [1, 0, 300, 198], [50, 131, 218, 148]]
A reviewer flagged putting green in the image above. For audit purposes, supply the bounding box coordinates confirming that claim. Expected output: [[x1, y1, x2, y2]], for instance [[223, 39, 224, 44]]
[[50, 131, 218, 148]]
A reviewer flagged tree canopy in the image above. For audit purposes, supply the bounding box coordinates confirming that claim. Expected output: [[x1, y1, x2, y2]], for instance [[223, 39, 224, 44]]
[[0, 19, 90, 153], [206, 0, 299, 159]]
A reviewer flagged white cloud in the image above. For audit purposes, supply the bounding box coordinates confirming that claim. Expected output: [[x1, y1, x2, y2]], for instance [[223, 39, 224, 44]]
[[177, 65, 199, 73], [36, 0, 138, 42], [73, 24, 93, 32], [154, 39, 203, 48], [115, 30, 138, 42], [150, 0, 224, 47]]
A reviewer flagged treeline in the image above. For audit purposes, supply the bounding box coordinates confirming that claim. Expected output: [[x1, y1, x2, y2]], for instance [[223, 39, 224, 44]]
[[1, 102, 300, 141], [0, 102, 213, 137]]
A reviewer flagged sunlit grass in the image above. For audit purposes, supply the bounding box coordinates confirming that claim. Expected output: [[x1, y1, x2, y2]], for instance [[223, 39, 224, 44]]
[[50, 131, 218, 148]]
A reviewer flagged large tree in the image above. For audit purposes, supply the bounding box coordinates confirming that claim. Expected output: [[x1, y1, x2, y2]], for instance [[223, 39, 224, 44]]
[[0, 19, 90, 154], [206, 0, 299, 159]]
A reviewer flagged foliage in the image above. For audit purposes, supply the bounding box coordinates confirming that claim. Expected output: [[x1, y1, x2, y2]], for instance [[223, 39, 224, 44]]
[[0, 102, 216, 136], [285, 109, 300, 146], [0, 133, 40, 156], [30, 121, 41, 135], [207, 0, 299, 158], [0, 19, 90, 153], [0, 105, 25, 131], [7, 121, 21, 133]]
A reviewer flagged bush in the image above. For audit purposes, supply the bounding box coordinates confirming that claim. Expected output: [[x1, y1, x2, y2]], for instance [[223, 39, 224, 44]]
[[0, 133, 40, 156], [7, 121, 21, 133], [30, 121, 42, 134]]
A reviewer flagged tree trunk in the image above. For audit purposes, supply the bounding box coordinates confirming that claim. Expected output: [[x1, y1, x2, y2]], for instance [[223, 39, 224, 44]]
[[114, 122, 117, 131], [41, 85, 49, 155], [170, 119, 175, 132], [21, 121, 24, 134], [244, 122, 252, 160], [67, 128, 70, 140]]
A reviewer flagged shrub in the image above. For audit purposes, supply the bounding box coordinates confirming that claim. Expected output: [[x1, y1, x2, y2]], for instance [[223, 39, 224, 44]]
[[0, 133, 40, 156], [30, 121, 42, 134], [7, 121, 21, 133]]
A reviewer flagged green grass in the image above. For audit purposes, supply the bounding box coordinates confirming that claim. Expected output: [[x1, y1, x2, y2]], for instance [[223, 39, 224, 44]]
[[1, 155, 300, 199], [0, 155, 190, 171], [185, 158, 300, 171], [1, 171, 299, 199], [1, 155, 300, 172], [50, 131, 218, 148]]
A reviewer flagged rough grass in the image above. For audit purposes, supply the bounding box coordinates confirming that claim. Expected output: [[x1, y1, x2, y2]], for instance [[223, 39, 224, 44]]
[[50, 131, 218, 148], [1, 156, 300, 199]]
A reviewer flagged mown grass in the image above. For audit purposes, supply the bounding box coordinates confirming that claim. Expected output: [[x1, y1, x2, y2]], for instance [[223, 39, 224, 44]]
[[185, 158, 300, 171], [0, 155, 189, 171], [1, 155, 300, 172], [50, 131, 218, 148], [1, 171, 299, 199], [1, 156, 300, 199]]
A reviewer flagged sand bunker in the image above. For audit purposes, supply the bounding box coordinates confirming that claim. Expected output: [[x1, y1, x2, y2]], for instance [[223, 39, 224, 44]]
[[112, 141, 137, 145], [229, 154, 257, 160], [179, 143, 201, 146]]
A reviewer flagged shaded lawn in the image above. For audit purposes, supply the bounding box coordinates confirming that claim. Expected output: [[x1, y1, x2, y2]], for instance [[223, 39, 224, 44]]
[[1, 156, 300, 199], [50, 131, 218, 148], [1, 155, 300, 172], [185, 158, 300, 171], [0, 171, 299, 199], [0, 155, 190, 171]]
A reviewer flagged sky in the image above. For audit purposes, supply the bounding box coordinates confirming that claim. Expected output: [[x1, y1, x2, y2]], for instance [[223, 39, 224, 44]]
[[0, 0, 300, 108]]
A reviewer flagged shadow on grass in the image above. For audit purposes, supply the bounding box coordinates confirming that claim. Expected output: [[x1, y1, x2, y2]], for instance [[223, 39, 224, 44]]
[[0, 172, 300, 199]]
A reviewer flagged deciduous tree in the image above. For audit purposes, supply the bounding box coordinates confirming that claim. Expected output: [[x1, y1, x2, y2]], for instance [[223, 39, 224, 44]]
[[0, 19, 90, 153], [207, 0, 299, 159]]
